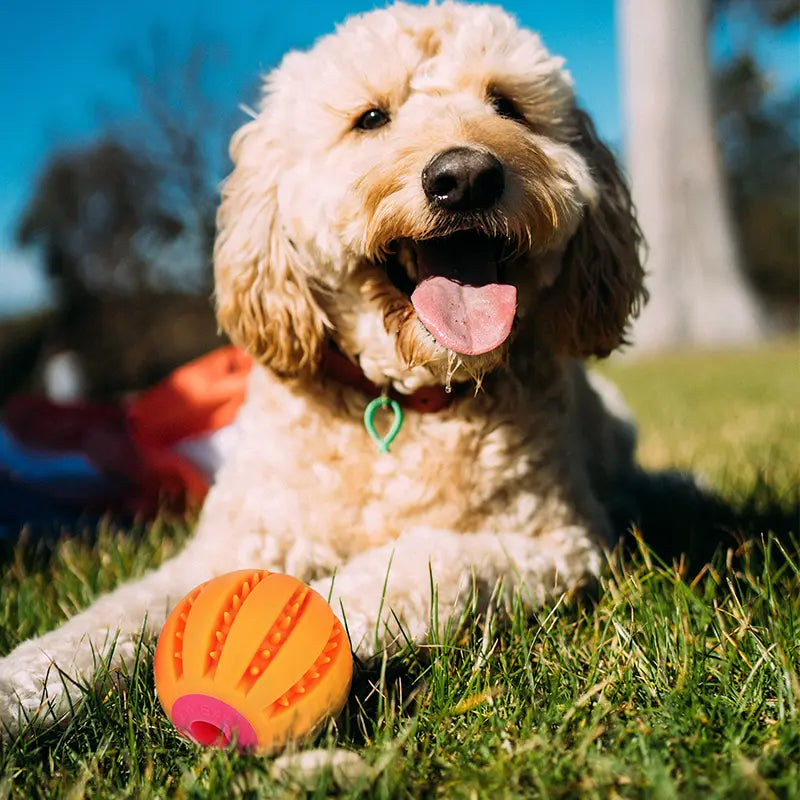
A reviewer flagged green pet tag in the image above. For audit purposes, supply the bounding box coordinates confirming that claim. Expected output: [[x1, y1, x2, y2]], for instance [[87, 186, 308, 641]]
[[363, 396, 404, 453]]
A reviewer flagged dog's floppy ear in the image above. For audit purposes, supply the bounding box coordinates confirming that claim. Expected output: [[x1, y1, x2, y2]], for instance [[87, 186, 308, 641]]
[[539, 109, 647, 358], [214, 117, 327, 376]]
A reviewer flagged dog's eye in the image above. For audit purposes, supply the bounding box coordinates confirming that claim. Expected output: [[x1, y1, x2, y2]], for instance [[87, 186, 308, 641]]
[[355, 108, 390, 131], [489, 91, 526, 123]]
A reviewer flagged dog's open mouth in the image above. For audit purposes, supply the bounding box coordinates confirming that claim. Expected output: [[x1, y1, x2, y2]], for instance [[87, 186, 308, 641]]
[[385, 230, 518, 356]]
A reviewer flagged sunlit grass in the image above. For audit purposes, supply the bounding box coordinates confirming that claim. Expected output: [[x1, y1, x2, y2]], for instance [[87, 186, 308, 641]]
[[0, 340, 797, 798], [601, 337, 799, 492]]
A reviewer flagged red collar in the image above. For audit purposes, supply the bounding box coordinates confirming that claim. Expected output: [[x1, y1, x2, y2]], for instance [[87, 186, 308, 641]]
[[320, 342, 466, 413]]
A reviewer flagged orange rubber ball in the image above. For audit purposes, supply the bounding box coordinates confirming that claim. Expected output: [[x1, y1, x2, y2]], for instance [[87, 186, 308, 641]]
[[153, 569, 352, 754]]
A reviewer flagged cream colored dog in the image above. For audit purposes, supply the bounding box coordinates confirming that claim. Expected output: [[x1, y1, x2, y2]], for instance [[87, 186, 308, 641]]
[[0, 1, 646, 736]]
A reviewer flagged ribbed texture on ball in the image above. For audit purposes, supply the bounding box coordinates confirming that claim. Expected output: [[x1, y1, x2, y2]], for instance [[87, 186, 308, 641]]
[[154, 570, 352, 753]]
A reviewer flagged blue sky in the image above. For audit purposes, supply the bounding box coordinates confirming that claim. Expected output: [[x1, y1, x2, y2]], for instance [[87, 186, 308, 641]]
[[0, 0, 797, 316]]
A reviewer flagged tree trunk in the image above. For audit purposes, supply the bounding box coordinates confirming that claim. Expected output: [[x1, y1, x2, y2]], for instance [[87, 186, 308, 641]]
[[619, 0, 766, 350]]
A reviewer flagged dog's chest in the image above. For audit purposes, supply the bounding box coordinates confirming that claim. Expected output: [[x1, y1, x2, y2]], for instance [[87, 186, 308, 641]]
[[226, 371, 555, 556]]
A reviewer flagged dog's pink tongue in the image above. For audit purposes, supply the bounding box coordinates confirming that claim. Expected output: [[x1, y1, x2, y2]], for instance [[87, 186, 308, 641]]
[[410, 233, 517, 356], [411, 278, 517, 356]]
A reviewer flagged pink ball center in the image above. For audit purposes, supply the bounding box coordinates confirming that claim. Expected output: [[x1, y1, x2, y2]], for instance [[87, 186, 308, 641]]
[[171, 693, 258, 752]]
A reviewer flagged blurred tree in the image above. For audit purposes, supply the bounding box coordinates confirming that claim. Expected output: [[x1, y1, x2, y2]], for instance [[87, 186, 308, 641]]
[[711, 1, 799, 325], [9, 33, 248, 400], [619, 0, 766, 351], [15, 139, 222, 399], [109, 31, 245, 282], [712, 0, 799, 26], [18, 140, 185, 301]]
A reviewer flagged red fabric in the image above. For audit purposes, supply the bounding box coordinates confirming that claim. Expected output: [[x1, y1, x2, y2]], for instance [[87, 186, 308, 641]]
[[2, 342, 459, 517], [3, 395, 139, 482], [126, 346, 252, 447], [2, 347, 254, 516], [124, 346, 253, 512]]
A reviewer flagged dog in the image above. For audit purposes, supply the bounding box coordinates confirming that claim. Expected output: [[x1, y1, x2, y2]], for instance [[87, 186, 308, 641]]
[[0, 1, 646, 736]]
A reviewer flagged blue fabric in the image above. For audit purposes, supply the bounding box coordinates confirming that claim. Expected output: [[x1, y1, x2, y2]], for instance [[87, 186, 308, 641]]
[[0, 424, 102, 484], [0, 424, 121, 541], [0, 475, 99, 541]]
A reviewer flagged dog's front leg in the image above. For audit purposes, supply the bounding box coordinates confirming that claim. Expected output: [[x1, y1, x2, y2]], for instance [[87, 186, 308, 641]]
[[0, 533, 253, 737], [310, 526, 604, 660]]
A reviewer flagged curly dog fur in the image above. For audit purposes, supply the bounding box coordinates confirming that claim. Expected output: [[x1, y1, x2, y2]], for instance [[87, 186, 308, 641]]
[[0, 1, 646, 735]]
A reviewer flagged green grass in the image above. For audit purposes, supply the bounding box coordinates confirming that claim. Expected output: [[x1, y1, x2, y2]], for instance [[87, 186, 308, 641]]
[[1, 340, 798, 799], [601, 338, 799, 492]]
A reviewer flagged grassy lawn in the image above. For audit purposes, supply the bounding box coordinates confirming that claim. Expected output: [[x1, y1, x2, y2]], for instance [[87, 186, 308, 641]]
[[1, 339, 798, 799]]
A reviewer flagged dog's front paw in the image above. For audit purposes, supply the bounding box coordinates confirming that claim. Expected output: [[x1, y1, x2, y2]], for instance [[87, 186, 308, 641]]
[[0, 633, 137, 739], [0, 640, 72, 737], [311, 577, 375, 659], [310, 568, 434, 662]]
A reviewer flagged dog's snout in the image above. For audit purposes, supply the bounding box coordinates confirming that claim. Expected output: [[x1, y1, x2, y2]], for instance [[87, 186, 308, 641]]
[[422, 147, 505, 212]]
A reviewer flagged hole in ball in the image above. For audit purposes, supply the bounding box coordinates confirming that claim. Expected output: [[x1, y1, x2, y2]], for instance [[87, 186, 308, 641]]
[[189, 720, 231, 748]]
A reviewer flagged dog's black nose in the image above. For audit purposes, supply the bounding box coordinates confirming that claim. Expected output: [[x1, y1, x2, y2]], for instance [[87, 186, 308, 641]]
[[422, 147, 505, 211]]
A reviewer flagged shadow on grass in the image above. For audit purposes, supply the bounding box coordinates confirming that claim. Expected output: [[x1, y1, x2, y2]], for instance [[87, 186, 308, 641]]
[[614, 467, 799, 568]]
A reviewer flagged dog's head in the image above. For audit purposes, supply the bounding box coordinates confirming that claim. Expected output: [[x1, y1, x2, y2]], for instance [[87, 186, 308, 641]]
[[215, 2, 646, 391]]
